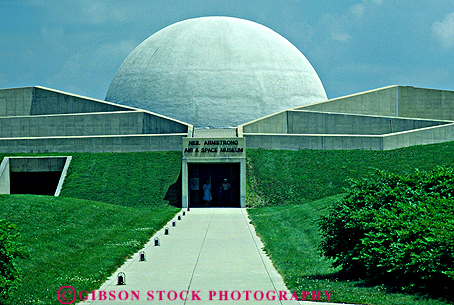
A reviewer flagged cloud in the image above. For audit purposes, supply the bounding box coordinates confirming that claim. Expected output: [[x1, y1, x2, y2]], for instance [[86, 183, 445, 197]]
[[319, 0, 383, 44], [44, 0, 132, 26], [349, 3, 366, 20], [432, 12, 454, 49]]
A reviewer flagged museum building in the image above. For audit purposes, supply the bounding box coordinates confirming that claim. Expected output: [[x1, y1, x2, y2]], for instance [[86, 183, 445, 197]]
[[1, 17, 454, 208]]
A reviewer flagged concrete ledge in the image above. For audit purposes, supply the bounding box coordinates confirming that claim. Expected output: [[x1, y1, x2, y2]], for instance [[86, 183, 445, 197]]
[[240, 108, 451, 136], [244, 121, 454, 151], [55, 156, 72, 196], [0, 134, 187, 153], [296, 85, 399, 116], [244, 133, 384, 150], [0, 111, 189, 138], [0, 157, 10, 194], [383, 122, 454, 150]]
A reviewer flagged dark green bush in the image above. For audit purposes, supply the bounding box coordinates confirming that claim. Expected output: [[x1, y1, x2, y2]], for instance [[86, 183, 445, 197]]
[[0, 220, 25, 300], [318, 167, 454, 299]]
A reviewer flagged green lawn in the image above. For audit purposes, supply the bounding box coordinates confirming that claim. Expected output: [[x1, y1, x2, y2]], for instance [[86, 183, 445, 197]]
[[0, 151, 182, 304], [246, 141, 454, 207], [1, 142, 454, 304], [248, 195, 451, 305], [59, 151, 183, 207], [246, 142, 454, 304], [0, 194, 178, 305]]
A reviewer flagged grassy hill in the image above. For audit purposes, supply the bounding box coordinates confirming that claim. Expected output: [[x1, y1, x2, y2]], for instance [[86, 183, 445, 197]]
[[0, 151, 182, 304], [1, 142, 454, 304], [246, 141, 454, 207], [246, 142, 454, 305], [0, 195, 178, 305], [59, 151, 183, 207]]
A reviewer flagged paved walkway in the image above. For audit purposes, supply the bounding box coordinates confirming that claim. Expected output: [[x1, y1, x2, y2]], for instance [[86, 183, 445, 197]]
[[80, 208, 339, 304]]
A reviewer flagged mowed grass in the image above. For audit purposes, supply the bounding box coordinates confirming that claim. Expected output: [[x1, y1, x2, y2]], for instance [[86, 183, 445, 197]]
[[0, 194, 179, 305], [248, 195, 451, 305], [59, 151, 183, 207], [2, 142, 454, 304], [246, 141, 454, 207], [0, 151, 183, 304], [246, 142, 454, 305]]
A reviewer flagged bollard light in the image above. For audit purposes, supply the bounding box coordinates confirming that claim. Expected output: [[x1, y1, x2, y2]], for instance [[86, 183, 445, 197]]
[[183, 211, 185, 216], [139, 250, 146, 262], [178, 215, 181, 220], [164, 227, 169, 235], [117, 272, 126, 285], [172, 221, 176, 227], [154, 237, 160, 246]]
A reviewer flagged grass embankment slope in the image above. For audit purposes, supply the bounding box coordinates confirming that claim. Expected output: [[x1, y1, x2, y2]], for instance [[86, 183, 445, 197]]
[[246, 142, 454, 305], [0, 152, 182, 305], [2, 143, 454, 305]]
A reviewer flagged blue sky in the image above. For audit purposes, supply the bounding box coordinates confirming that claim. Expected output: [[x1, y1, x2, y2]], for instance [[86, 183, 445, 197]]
[[1, 0, 453, 100]]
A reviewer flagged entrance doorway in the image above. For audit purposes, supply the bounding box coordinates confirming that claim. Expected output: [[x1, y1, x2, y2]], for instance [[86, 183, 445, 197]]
[[188, 163, 240, 207]]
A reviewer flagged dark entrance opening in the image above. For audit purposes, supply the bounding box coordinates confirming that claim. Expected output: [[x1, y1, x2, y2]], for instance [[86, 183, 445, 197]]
[[188, 163, 240, 207], [10, 171, 62, 195]]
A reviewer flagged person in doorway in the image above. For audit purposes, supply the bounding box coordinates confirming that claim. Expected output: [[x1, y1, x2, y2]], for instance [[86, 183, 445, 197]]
[[202, 180, 212, 206], [221, 178, 231, 206]]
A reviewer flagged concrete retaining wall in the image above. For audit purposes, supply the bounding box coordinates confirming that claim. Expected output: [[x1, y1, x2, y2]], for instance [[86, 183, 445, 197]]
[[142, 112, 189, 134], [0, 87, 132, 117], [287, 111, 448, 135], [383, 123, 454, 150], [30, 86, 132, 115], [241, 111, 287, 133], [0, 156, 72, 195], [8, 156, 67, 172], [244, 134, 384, 150], [398, 87, 454, 120], [298, 86, 399, 116], [0, 87, 33, 116], [0, 158, 10, 194], [0, 111, 188, 138], [240, 109, 448, 136], [0, 134, 186, 153], [245, 123, 454, 151], [298, 86, 454, 121]]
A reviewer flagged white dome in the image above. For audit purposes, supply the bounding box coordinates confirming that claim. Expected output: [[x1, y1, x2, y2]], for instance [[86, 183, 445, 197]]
[[105, 16, 327, 127]]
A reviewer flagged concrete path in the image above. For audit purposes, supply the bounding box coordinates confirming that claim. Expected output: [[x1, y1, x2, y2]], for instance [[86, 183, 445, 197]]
[[80, 208, 338, 304]]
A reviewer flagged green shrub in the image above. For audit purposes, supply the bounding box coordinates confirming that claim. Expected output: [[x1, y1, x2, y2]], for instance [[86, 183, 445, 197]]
[[318, 167, 454, 299], [0, 220, 25, 300]]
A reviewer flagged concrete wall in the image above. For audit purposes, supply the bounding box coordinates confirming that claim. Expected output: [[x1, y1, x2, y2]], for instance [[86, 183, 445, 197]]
[[0, 158, 10, 194], [298, 86, 399, 116], [0, 111, 188, 138], [142, 112, 189, 134], [8, 156, 67, 172], [240, 111, 287, 133], [0, 134, 186, 153], [0, 87, 132, 117], [0, 156, 72, 196], [0, 87, 33, 116], [398, 87, 454, 120], [298, 86, 454, 121], [0, 111, 142, 137], [244, 134, 384, 150], [383, 123, 454, 150], [240, 109, 448, 136], [244, 123, 454, 151], [287, 110, 448, 135], [30, 86, 132, 115]]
